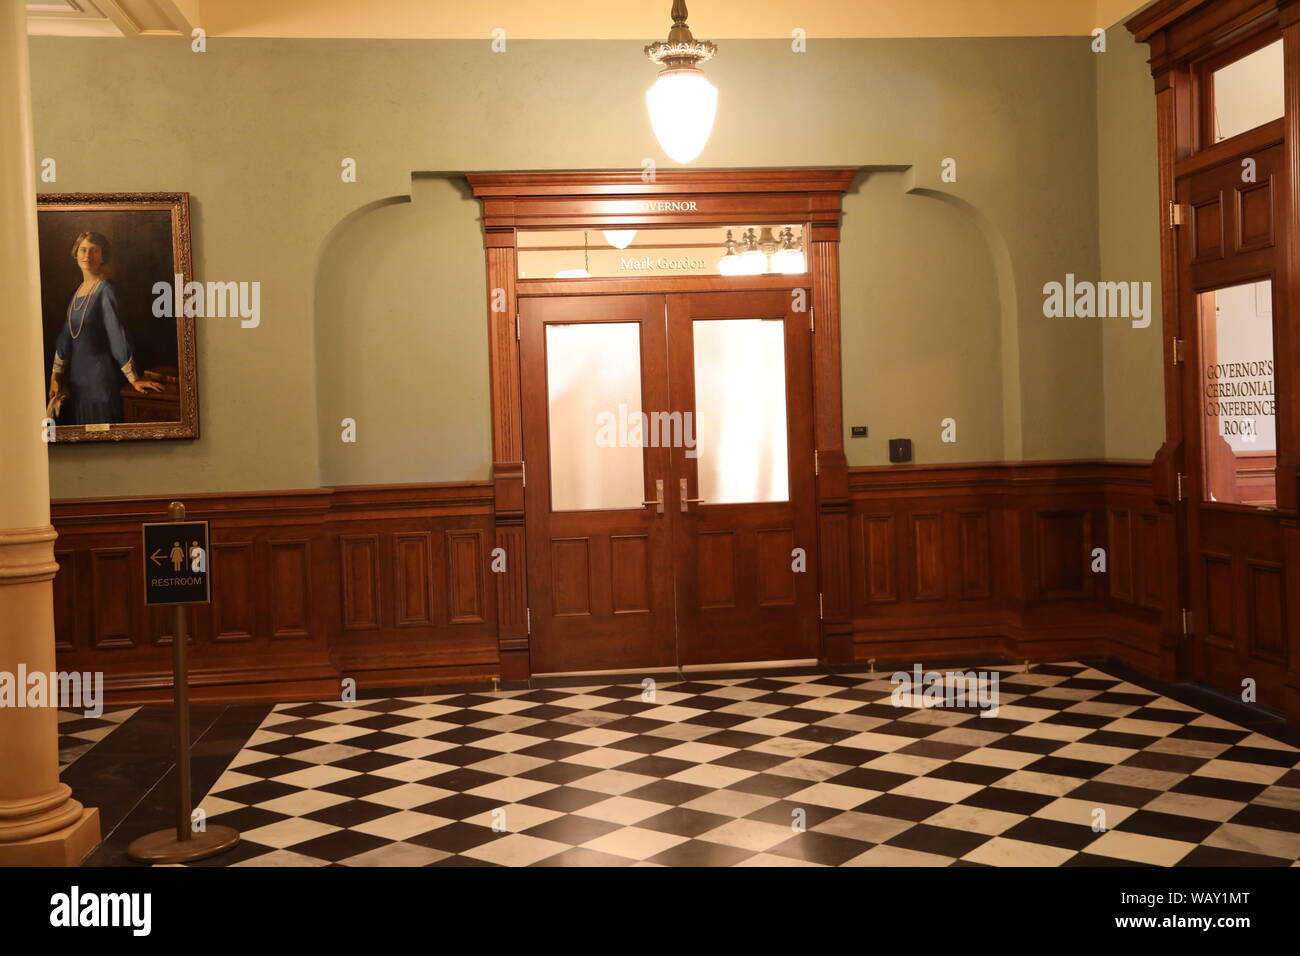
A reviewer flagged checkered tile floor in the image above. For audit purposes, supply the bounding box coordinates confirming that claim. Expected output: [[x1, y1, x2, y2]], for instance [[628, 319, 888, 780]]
[[58, 707, 138, 770], [179, 663, 1300, 866]]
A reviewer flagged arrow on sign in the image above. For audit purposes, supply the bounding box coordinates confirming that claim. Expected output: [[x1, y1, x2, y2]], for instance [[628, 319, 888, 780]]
[[151, 549, 166, 567]]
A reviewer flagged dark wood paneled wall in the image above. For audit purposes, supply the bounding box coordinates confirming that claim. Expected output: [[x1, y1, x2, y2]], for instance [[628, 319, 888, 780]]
[[51, 483, 499, 703], [52, 463, 1167, 705], [846, 461, 1167, 677]]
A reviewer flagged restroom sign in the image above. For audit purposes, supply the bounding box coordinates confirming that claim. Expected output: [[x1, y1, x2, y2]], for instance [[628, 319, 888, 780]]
[[142, 520, 210, 606]]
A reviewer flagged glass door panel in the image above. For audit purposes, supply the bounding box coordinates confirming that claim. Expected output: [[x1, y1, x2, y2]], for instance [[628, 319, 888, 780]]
[[545, 322, 645, 512], [692, 318, 790, 504], [1197, 279, 1276, 506]]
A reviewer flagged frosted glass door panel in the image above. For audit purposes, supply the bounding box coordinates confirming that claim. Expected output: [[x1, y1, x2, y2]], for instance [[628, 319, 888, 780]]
[[693, 319, 789, 504], [546, 323, 645, 511]]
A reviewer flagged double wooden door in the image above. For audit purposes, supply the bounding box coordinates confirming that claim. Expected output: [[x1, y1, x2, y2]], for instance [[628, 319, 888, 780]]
[[520, 290, 819, 673], [1177, 138, 1289, 708]]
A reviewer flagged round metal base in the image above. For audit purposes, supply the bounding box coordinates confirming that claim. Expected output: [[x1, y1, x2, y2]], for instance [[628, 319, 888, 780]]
[[127, 825, 240, 864]]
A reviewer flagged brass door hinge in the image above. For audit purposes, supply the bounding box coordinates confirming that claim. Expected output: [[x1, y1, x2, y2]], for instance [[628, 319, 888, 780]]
[[814, 450, 820, 476], [818, 592, 824, 620], [1169, 201, 1185, 227], [1172, 337, 1185, 365], [526, 608, 532, 634], [521, 461, 526, 487], [515, 313, 521, 340], [1176, 472, 1187, 501], [1181, 607, 1193, 636], [810, 307, 815, 333]]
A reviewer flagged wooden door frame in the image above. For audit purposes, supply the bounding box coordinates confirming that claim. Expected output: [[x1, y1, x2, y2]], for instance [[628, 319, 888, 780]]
[[467, 167, 861, 679], [1129, 0, 1300, 721]]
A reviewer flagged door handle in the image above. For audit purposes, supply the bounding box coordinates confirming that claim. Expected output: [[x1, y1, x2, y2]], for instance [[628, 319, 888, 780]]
[[679, 478, 707, 512], [642, 479, 665, 515]]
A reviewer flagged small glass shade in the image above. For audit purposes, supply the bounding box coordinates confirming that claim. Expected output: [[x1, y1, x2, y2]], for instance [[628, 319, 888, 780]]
[[773, 249, 806, 274], [739, 249, 766, 275], [603, 230, 637, 249], [718, 253, 744, 276]]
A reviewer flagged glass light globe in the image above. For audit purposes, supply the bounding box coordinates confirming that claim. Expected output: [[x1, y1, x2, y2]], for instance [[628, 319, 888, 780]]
[[718, 253, 743, 276], [646, 69, 718, 164], [773, 249, 806, 274], [740, 249, 766, 275], [603, 230, 637, 249]]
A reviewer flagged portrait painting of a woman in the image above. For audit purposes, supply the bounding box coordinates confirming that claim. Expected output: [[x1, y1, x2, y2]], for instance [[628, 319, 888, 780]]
[[47, 232, 163, 425], [36, 193, 197, 441]]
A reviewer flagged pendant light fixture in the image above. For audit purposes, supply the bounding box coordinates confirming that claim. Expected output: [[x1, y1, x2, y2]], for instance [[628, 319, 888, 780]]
[[645, 1, 718, 164], [738, 228, 765, 275], [554, 231, 592, 278], [716, 225, 806, 275], [717, 229, 743, 276], [772, 226, 806, 274]]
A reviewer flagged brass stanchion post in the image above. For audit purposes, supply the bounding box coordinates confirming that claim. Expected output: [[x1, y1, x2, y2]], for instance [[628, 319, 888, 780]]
[[128, 501, 238, 864]]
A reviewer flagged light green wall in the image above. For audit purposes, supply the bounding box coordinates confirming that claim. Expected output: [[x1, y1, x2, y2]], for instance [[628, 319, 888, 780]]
[[28, 35, 1154, 497], [840, 170, 1003, 464], [315, 177, 492, 484], [1096, 21, 1166, 461]]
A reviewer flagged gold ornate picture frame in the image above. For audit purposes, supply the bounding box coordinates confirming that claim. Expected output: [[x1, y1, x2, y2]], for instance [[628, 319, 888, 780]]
[[36, 192, 198, 442]]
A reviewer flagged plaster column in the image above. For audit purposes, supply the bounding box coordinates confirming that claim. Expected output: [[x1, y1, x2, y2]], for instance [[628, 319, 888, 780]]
[[0, 1, 101, 866]]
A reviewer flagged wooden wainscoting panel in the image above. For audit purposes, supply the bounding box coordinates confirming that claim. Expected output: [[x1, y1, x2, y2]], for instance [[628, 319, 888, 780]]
[[269, 540, 312, 639], [911, 512, 945, 603], [1034, 510, 1092, 600], [43, 467, 1182, 705], [957, 510, 992, 600], [340, 534, 381, 630], [447, 529, 487, 625], [211, 541, 255, 643], [393, 532, 433, 627], [860, 513, 898, 604], [847, 462, 1160, 680], [324, 485, 498, 685], [90, 547, 135, 649]]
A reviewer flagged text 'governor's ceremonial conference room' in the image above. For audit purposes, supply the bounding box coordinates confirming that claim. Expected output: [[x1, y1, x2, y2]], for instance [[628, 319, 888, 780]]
[[3, 0, 1300, 906]]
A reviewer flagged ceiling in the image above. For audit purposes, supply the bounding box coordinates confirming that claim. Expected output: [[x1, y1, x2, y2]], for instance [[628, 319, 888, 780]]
[[25, 0, 196, 37], [27, 0, 1156, 39]]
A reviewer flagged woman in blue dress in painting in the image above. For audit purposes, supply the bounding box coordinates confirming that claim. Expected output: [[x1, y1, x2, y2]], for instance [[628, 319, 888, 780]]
[[47, 232, 162, 424]]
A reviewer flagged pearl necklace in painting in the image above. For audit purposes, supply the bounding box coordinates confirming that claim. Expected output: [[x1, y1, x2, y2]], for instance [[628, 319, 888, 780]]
[[67, 279, 102, 340]]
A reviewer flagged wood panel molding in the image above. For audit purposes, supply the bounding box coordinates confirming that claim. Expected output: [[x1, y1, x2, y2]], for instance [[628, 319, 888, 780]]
[[846, 460, 1165, 678], [50, 482, 498, 703], [42, 463, 1200, 715]]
